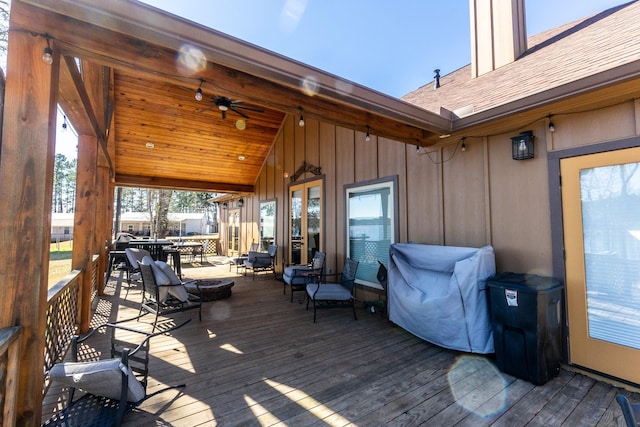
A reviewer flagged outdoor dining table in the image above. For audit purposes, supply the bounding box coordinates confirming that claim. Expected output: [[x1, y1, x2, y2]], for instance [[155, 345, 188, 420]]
[[127, 239, 173, 262], [173, 241, 204, 262]]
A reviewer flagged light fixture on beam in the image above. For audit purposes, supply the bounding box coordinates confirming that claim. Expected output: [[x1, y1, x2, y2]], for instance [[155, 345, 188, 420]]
[[42, 35, 53, 65], [365, 126, 371, 142], [298, 107, 305, 127], [195, 80, 203, 101]]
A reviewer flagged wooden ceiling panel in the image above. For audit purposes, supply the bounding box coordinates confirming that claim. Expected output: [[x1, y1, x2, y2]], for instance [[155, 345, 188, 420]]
[[113, 72, 284, 190]]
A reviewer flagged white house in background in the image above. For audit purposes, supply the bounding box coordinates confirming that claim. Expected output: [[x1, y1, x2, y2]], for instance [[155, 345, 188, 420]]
[[119, 212, 208, 236], [52, 212, 210, 240], [51, 213, 75, 242]]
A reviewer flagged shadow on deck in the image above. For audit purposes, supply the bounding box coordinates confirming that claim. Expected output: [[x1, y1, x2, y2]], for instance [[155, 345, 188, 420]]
[[43, 256, 639, 426]]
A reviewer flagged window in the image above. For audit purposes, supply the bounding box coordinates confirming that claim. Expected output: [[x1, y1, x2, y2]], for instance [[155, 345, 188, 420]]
[[345, 176, 398, 289], [259, 200, 276, 251]]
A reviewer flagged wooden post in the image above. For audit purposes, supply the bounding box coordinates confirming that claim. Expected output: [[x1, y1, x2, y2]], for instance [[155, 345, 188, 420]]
[[73, 134, 99, 332], [0, 31, 59, 425]]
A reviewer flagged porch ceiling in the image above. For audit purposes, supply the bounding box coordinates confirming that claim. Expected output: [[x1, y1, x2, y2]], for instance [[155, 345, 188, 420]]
[[10, 0, 451, 194]]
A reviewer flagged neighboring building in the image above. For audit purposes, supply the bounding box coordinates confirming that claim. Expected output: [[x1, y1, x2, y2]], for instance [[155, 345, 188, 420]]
[[50, 213, 74, 242], [52, 211, 210, 240], [118, 212, 209, 236]]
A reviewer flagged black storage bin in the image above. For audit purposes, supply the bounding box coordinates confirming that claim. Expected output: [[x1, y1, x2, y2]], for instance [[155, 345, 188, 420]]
[[488, 273, 563, 385]]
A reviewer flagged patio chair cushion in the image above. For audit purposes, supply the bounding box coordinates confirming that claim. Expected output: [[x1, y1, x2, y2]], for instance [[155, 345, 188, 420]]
[[155, 260, 181, 285], [141, 255, 170, 286], [48, 358, 146, 403], [155, 260, 191, 302], [306, 283, 352, 301]]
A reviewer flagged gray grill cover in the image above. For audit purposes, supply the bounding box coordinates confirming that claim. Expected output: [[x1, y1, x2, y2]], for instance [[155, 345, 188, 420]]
[[388, 243, 496, 354]]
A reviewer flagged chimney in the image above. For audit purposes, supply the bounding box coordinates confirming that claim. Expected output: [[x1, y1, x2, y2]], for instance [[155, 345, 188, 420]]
[[469, 0, 527, 78]]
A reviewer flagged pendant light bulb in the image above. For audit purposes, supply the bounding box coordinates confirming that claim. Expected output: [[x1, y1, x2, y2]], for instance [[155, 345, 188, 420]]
[[42, 36, 53, 65], [298, 107, 305, 127], [195, 87, 203, 101], [365, 126, 371, 142]]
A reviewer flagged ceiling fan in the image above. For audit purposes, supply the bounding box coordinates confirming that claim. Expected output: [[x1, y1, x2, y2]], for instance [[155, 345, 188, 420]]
[[199, 95, 264, 120]]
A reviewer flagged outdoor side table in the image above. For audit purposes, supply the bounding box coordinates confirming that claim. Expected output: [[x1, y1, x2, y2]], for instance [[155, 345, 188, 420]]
[[229, 256, 248, 273]]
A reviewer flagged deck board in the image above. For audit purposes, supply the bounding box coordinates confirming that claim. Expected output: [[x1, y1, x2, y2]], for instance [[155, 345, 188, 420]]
[[42, 259, 640, 426]]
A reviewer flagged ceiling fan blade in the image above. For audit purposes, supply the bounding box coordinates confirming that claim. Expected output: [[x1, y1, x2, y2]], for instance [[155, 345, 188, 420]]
[[233, 104, 264, 112], [230, 107, 250, 119]]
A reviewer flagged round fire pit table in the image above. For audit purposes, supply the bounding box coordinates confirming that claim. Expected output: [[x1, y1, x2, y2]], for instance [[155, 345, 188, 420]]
[[185, 278, 234, 301]]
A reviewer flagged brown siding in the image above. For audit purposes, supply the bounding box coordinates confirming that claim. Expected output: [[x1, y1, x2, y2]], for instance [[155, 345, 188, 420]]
[[244, 98, 639, 279]]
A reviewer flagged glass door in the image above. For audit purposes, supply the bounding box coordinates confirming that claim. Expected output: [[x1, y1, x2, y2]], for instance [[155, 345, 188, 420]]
[[227, 209, 240, 256], [561, 147, 640, 383], [289, 180, 322, 265]]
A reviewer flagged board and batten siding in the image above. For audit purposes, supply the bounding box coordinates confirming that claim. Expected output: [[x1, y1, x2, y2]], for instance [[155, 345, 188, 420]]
[[243, 98, 640, 282]]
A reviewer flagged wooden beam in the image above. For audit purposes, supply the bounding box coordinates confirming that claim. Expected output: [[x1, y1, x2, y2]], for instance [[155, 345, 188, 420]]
[[9, 1, 449, 146], [62, 55, 113, 174], [72, 135, 99, 332], [115, 174, 254, 193], [0, 29, 59, 426]]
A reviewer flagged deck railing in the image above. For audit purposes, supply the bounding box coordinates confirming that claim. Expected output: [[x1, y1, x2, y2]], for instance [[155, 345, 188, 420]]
[[0, 326, 21, 426], [43, 254, 100, 393]]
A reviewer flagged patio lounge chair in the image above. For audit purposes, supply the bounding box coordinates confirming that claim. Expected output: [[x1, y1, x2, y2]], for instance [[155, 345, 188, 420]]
[[283, 251, 325, 303], [244, 244, 277, 280], [616, 394, 640, 427], [43, 318, 190, 427], [138, 256, 202, 330], [306, 258, 359, 323]]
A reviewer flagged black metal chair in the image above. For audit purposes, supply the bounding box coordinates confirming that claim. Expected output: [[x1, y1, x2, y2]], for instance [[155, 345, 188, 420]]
[[306, 258, 359, 323], [616, 394, 640, 426], [138, 258, 202, 330], [43, 318, 190, 427], [244, 244, 278, 280], [282, 251, 325, 303]]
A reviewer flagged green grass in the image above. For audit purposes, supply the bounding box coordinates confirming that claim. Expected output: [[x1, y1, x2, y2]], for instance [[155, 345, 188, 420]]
[[49, 240, 73, 287]]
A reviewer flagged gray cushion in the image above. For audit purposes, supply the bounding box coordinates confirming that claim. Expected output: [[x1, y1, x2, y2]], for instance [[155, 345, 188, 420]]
[[141, 255, 170, 286], [155, 260, 181, 285], [306, 283, 352, 301], [283, 265, 311, 285], [48, 358, 145, 402]]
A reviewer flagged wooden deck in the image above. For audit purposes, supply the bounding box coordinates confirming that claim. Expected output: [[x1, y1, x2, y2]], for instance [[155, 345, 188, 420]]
[[43, 258, 639, 426]]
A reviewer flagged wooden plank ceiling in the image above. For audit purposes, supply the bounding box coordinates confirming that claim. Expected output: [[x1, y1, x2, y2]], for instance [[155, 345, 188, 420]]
[[9, 0, 451, 194]]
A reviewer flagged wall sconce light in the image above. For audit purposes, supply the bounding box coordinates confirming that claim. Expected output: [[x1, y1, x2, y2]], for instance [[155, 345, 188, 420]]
[[42, 35, 53, 65], [365, 126, 371, 142], [461, 141, 466, 152], [195, 80, 203, 101], [222, 202, 228, 210], [548, 119, 555, 132], [511, 131, 534, 160], [298, 108, 305, 127], [238, 198, 244, 208]]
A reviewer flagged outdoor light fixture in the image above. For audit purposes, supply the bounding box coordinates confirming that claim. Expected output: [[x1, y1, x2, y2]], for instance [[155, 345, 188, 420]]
[[195, 80, 203, 101], [222, 202, 228, 210], [511, 131, 534, 160], [365, 126, 371, 142], [461, 141, 466, 152], [42, 36, 53, 65], [548, 120, 555, 132], [298, 108, 305, 127], [238, 198, 244, 208]]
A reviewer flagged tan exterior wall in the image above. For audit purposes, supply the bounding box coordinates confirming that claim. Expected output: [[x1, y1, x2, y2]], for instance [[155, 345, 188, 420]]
[[237, 98, 639, 282]]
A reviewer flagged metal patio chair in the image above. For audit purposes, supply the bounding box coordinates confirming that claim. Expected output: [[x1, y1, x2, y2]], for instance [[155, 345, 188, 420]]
[[306, 258, 359, 323], [283, 251, 325, 303], [43, 318, 190, 427]]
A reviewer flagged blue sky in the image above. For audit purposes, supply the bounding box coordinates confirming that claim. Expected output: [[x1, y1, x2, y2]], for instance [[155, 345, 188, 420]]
[[56, 0, 627, 159], [139, 0, 627, 97]]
